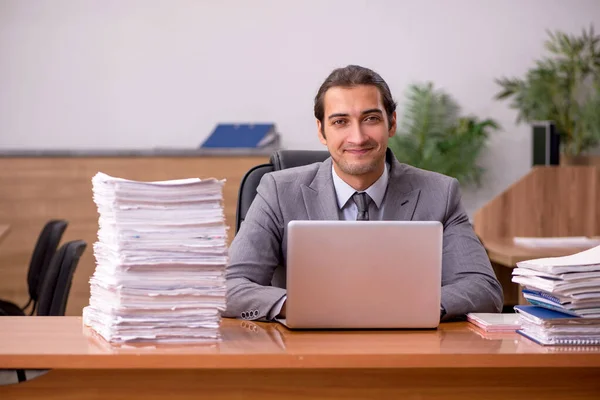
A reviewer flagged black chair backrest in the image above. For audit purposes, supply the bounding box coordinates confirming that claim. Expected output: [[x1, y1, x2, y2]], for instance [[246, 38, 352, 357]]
[[36, 243, 67, 316], [235, 163, 274, 233], [235, 150, 331, 233], [26, 220, 68, 312], [36, 240, 86, 316], [270, 150, 331, 170]]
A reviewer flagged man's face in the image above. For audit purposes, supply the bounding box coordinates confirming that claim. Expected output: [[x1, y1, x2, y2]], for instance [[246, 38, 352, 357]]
[[317, 85, 396, 179]]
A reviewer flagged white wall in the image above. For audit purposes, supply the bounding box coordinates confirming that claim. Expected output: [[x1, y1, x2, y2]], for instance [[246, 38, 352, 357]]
[[1, 0, 599, 215]]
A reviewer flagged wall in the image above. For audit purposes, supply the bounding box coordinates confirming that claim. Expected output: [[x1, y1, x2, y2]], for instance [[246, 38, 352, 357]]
[[1, 0, 600, 214]]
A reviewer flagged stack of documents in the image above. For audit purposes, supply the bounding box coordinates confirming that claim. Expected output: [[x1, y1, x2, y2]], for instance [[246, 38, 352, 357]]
[[83, 172, 228, 343], [515, 305, 600, 346], [512, 245, 600, 318], [466, 313, 521, 332]]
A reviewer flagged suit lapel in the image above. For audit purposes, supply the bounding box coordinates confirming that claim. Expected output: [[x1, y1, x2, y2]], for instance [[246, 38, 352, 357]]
[[382, 152, 421, 221], [300, 150, 422, 221], [301, 158, 340, 220]]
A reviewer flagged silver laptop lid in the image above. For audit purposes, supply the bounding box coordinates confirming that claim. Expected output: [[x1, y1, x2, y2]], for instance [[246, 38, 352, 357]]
[[285, 220, 442, 329]]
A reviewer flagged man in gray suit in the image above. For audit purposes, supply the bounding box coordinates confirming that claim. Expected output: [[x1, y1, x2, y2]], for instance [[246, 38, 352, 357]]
[[225, 65, 503, 321]]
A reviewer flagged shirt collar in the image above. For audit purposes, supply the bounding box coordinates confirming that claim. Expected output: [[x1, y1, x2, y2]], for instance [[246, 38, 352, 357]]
[[331, 162, 389, 210]]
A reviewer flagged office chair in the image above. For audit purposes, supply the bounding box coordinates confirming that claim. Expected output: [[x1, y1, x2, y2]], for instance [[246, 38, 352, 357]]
[[0, 220, 68, 316], [235, 150, 330, 233], [36, 240, 87, 316], [7, 240, 86, 384]]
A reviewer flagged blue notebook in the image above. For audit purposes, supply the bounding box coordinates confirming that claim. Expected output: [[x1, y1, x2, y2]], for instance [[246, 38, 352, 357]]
[[517, 300, 580, 317], [521, 289, 564, 304], [515, 305, 600, 346], [514, 305, 582, 321]]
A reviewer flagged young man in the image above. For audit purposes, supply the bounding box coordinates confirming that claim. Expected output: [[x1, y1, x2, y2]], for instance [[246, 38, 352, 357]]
[[224, 65, 503, 321]]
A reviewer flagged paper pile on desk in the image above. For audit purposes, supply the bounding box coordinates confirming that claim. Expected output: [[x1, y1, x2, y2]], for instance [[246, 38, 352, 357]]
[[512, 245, 600, 318], [83, 172, 228, 343], [514, 305, 600, 346]]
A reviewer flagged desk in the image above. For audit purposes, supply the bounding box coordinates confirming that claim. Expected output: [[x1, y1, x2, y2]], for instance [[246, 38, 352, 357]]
[[1, 317, 599, 399], [0, 225, 9, 245]]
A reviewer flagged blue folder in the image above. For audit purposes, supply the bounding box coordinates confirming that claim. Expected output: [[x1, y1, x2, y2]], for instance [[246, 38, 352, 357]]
[[514, 305, 581, 320], [201, 123, 278, 149]]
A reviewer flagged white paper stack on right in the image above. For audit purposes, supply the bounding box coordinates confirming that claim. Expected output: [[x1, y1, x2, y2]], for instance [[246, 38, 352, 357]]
[[83, 172, 228, 343], [512, 245, 600, 317]]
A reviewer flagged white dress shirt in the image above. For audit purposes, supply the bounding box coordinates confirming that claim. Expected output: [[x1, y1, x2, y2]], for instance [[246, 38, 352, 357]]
[[331, 162, 390, 220], [268, 162, 390, 320]]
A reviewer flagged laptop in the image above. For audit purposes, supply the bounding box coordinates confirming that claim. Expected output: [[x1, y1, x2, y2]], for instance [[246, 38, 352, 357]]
[[277, 220, 442, 329]]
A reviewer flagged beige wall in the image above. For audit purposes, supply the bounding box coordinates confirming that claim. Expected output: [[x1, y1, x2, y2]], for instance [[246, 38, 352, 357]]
[[1, 0, 600, 216]]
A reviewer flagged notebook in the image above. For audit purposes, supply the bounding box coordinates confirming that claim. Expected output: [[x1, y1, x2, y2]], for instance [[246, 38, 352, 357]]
[[514, 305, 600, 324], [515, 305, 600, 346], [466, 313, 521, 332], [517, 330, 600, 346]]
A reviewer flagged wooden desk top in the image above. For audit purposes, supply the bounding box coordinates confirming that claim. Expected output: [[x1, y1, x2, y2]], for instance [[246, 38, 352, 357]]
[[1, 317, 599, 369], [483, 238, 596, 267], [0, 224, 9, 244]]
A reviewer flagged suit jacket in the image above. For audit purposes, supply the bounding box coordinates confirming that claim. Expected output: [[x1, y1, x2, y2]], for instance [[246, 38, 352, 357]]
[[225, 151, 503, 320]]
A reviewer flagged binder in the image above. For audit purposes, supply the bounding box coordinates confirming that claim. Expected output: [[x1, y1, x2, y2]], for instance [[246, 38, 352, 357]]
[[200, 123, 280, 149]]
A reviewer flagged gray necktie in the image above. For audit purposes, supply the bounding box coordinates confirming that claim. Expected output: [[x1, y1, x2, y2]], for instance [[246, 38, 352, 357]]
[[352, 192, 370, 221]]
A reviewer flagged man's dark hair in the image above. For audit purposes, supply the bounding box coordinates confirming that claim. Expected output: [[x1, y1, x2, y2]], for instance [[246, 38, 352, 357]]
[[314, 65, 397, 133]]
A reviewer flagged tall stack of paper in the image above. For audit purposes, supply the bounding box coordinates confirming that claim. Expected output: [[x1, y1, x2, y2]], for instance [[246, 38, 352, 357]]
[[83, 172, 228, 343], [512, 245, 600, 318]]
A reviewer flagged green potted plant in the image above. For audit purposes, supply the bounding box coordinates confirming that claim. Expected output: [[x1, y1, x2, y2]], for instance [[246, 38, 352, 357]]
[[389, 82, 499, 186], [495, 25, 600, 164]]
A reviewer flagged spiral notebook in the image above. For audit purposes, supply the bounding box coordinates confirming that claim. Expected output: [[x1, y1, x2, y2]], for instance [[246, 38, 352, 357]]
[[517, 329, 600, 346], [515, 305, 600, 346]]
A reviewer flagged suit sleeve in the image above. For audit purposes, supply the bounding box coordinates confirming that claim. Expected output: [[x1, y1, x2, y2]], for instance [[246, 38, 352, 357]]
[[224, 173, 286, 320], [440, 179, 503, 319]]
